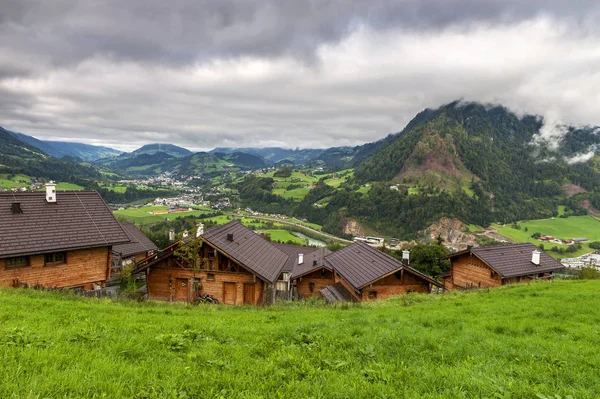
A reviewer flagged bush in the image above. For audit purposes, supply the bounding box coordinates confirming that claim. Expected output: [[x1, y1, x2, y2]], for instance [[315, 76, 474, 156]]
[[579, 267, 600, 280]]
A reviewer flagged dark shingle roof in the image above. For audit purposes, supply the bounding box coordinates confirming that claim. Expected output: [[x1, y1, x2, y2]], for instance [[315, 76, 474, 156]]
[[271, 242, 319, 273], [0, 191, 129, 258], [468, 243, 565, 278], [201, 221, 289, 283], [320, 282, 358, 303], [290, 247, 333, 279], [112, 222, 158, 258], [324, 242, 405, 290]]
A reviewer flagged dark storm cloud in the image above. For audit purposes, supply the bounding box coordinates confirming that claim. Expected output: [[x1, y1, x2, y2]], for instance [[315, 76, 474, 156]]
[[1, 0, 598, 74], [0, 1, 599, 151]]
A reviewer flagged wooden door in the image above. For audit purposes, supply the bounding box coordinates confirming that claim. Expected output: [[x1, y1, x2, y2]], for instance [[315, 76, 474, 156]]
[[223, 282, 237, 305], [175, 278, 189, 301], [243, 283, 255, 305]]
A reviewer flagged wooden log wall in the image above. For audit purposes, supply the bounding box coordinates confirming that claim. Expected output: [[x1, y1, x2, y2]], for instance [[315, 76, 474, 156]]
[[448, 253, 502, 290], [0, 247, 111, 289], [146, 267, 264, 305], [360, 270, 430, 301], [295, 269, 334, 298]]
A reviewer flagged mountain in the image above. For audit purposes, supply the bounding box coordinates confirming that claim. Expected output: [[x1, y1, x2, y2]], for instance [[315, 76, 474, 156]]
[[211, 147, 324, 164], [0, 127, 101, 182], [133, 144, 192, 158], [7, 130, 122, 161], [289, 101, 600, 239], [97, 144, 269, 176]]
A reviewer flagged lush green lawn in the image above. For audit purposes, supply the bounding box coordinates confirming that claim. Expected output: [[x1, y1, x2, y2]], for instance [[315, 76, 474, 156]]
[[0, 281, 599, 398], [493, 215, 600, 258]]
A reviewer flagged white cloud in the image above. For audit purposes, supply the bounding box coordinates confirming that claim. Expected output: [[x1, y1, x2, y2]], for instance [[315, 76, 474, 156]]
[[1, 13, 600, 152]]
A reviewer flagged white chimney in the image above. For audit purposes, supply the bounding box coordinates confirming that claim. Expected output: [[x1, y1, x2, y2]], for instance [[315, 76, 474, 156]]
[[168, 229, 175, 242], [182, 230, 189, 239], [402, 249, 410, 264], [298, 253, 304, 265], [196, 223, 204, 237], [532, 249, 541, 265], [45, 183, 56, 203]]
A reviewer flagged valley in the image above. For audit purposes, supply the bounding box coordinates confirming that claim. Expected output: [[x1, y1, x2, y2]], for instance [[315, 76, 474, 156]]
[[2, 101, 600, 266]]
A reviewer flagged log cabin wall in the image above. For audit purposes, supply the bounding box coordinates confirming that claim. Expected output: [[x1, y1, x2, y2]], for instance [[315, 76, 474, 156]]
[[449, 253, 502, 290], [0, 247, 111, 288], [360, 270, 430, 301], [295, 269, 334, 298], [146, 266, 264, 305]]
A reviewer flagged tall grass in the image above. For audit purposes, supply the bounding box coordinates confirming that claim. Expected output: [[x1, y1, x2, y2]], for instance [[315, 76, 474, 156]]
[[0, 281, 597, 398]]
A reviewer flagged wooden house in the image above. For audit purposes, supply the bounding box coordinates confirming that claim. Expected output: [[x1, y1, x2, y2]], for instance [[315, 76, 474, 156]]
[[0, 186, 129, 289], [289, 248, 334, 299], [132, 221, 290, 304], [112, 222, 158, 275], [271, 243, 328, 300], [289, 241, 443, 302], [443, 243, 565, 290]]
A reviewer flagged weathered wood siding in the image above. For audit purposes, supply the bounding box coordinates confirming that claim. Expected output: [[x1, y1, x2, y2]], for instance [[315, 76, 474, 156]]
[[448, 253, 502, 290], [146, 266, 264, 305], [0, 247, 111, 288], [360, 270, 430, 301], [295, 269, 334, 298]]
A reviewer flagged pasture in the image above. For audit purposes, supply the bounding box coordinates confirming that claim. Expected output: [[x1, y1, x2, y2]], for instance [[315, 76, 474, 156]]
[[0, 281, 597, 398], [493, 214, 600, 258]]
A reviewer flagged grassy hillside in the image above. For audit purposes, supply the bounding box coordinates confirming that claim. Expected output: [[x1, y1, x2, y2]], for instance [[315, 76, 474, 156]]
[[0, 281, 598, 398], [493, 215, 600, 258]]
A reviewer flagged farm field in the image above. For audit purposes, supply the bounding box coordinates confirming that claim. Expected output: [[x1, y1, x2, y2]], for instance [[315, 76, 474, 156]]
[[0, 173, 31, 189], [114, 206, 216, 225], [259, 229, 305, 244], [492, 215, 600, 258], [55, 182, 85, 190], [0, 281, 598, 398]]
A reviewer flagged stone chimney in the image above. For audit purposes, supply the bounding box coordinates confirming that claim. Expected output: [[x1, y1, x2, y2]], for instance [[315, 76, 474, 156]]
[[532, 249, 541, 265], [402, 249, 410, 264], [45, 182, 56, 203], [168, 229, 175, 242], [298, 253, 304, 265]]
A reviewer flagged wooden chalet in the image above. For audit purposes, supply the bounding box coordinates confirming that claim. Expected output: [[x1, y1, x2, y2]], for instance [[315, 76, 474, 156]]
[[112, 222, 158, 275], [289, 248, 334, 299], [132, 221, 290, 305], [290, 242, 443, 302], [0, 185, 129, 289], [443, 243, 565, 290], [271, 243, 329, 300]]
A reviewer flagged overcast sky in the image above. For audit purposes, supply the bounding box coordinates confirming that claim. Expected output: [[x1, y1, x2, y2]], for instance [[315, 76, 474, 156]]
[[1, 0, 600, 152]]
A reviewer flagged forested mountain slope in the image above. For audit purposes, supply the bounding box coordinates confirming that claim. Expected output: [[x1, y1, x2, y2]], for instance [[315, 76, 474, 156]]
[[285, 102, 600, 238], [7, 129, 121, 161], [0, 127, 101, 181]]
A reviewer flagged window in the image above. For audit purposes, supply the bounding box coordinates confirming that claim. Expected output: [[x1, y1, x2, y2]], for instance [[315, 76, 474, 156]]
[[321, 269, 327, 276], [6, 256, 29, 269], [207, 273, 215, 281], [368, 291, 377, 299], [309, 282, 315, 292], [491, 271, 498, 278], [44, 252, 66, 266]]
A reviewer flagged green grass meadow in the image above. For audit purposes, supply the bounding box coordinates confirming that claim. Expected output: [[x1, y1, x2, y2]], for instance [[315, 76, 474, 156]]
[[0, 280, 598, 398], [493, 215, 600, 258]]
